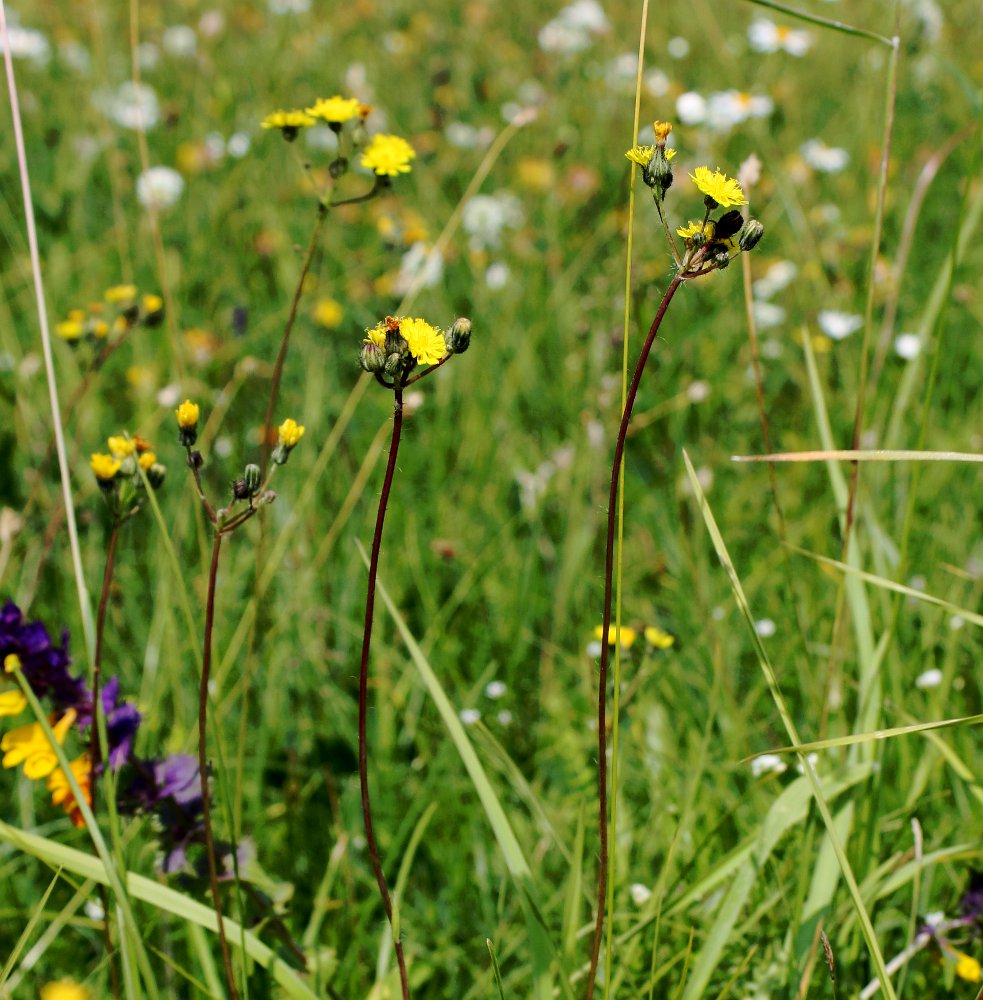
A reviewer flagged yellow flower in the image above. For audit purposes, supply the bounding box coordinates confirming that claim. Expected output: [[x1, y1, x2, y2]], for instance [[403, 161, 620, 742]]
[[625, 145, 655, 167], [653, 120, 673, 143], [689, 166, 747, 208], [55, 320, 84, 341], [401, 317, 446, 365], [593, 625, 638, 649], [138, 451, 157, 470], [364, 322, 388, 349], [1, 710, 77, 779], [677, 220, 715, 240], [313, 297, 344, 328], [261, 109, 316, 132], [0, 654, 26, 717], [278, 418, 305, 450], [104, 284, 137, 304], [47, 754, 92, 829], [306, 95, 361, 125], [360, 134, 416, 177], [955, 951, 982, 983], [91, 319, 110, 338], [107, 435, 135, 458], [90, 453, 121, 481], [644, 626, 675, 650], [175, 399, 199, 429], [41, 980, 93, 1000], [142, 293, 163, 314]]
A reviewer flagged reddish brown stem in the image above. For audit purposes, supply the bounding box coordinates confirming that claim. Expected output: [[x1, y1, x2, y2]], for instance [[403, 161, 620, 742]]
[[585, 275, 682, 1000], [199, 530, 240, 1000], [358, 386, 411, 1000]]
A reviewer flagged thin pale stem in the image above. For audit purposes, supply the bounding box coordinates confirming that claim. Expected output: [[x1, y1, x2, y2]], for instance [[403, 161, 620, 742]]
[[585, 275, 682, 1000], [358, 386, 411, 1000], [199, 530, 240, 1000]]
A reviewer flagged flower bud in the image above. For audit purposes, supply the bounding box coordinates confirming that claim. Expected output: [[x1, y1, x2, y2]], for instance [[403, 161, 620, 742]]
[[175, 399, 199, 447], [243, 463, 262, 495], [359, 342, 386, 373], [384, 328, 407, 357], [738, 219, 765, 252], [384, 353, 403, 380], [147, 463, 167, 489], [446, 317, 472, 354], [272, 419, 304, 465], [714, 210, 744, 240]]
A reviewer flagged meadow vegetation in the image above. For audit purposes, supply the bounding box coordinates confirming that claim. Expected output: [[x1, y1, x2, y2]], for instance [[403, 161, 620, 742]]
[[1, 0, 983, 997]]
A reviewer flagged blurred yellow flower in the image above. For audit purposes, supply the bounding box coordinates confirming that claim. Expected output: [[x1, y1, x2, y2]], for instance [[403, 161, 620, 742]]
[[955, 951, 982, 983], [138, 452, 157, 470], [593, 625, 637, 649], [175, 400, 199, 429], [313, 298, 344, 328], [306, 95, 361, 124], [41, 980, 93, 1000], [278, 418, 305, 449], [107, 435, 135, 458], [104, 284, 137, 304], [644, 626, 675, 649], [360, 134, 416, 177], [1, 710, 77, 779], [0, 654, 26, 717], [261, 109, 315, 139], [55, 321, 84, 341], [90, 453, 121, 481], [47, 754, 92, 828]]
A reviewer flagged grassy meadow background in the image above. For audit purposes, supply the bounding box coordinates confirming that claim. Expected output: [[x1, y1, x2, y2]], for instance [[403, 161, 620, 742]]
[[2, 0, 983, 996]]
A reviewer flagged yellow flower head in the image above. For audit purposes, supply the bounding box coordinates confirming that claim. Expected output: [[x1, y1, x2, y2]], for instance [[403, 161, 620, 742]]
[[625, 145, 655, 167], [644, 626, 675, 650], [313, 297, 344, 328], [278, 418, 305, 450], [55, 320, 84, 341], [401, 317, 446, 365], [653, 120, 673, 143], [364, 322, 388, 349], [142, 293, 163, 315], [91, 319, 110, 338], [955, 951, 982, 983], [138, 451, 157, 470], [306, 95, 361, 125], [90, 453, 121, 482], [47, 754, 92, 829], [4, 653, 22, 673], [107, 435, 135, 458], [1, 710, 77, 779], [261, 109, 316, 132], [104, 284, 137, 304], [690, 166, 747, 208], [677, 220, 715, 241], [0, 654, 26, 718], [360, 134, 416, 177], [41, 980, 93, 1000], [593, 625, 638, 649], [175, 399, 199, 430]]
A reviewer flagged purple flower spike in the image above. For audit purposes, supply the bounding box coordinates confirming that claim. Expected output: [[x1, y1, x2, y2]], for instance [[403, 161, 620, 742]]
[[76, 676, 143, 770]]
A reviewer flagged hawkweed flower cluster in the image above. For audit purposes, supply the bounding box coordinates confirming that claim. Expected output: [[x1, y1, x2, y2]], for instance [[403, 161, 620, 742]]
[[359, 314, 472, 388], [54, 284, 164, 348], [89, 431, 166, 521], [586, 121, 764, 1000]]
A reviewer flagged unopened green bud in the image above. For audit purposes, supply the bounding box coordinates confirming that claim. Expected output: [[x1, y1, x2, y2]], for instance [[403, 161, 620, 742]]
[[643, 149, 673, 202], [384, 353, 403, 379], [738, 219, 765, 252], [384, 329, 407, 357], [446, 317, 472, 354], [359, 342, 386, 373], [713, 249, 731, 270], [329, 156, 349, 179], [715, 210, 744, 240], [243, 463, 262, 495]]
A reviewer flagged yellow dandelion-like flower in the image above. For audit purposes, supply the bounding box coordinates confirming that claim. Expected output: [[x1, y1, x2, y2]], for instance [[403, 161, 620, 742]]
[[138, 451, 157, 470], [360, 134, 416, 177], [401, 318, 446, 365], [653, 120, 673, 143], [690, 166, 747, 208], [1, 710, 77, 779], [142, 293, 163, 314], [107, 435, 135, 458], [676, 220, 715, 240], [278, 418, 305, 450], [625, 145, 655, 167], [41, 980, 93, 1000], [593, 625, 638, 649], [90, 453, 121, 481], [644, 626, 675, 650], [313, 297, 344, 328], [175, 400, 199, 429], [261, 109, 316, 138], [306, 95, 361, 125], [364, 322, 388, 349], [955, 951, 982, 983], [0, 654, 26, 717], [47, 754, 92, 828], [104, 284, 137, 304], [55, 320, 84, 341]]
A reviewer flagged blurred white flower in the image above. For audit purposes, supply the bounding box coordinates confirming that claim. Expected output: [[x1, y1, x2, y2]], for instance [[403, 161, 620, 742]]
[[269, 0, 311, 12], [667, 36, 690, 58], [750, 753, 787, 777], [445, 121, 494, 149], [795, 752, 820, 775], [157, 383, 182, 408], [687, 380, 710, 403], [818, 310, 863, 340], [305, 125, 340, 152], [460, 708, 481, 726], [707, 90, 774, 130], [95, 81, 160, 131], [198, 10, 225, 37], [754, 618, 776, 638], [950, 615, 965, 631], [515, 461, 554, 512], [462, 192, 523, 252], [227, 131, 251, 158], [496, 710, 513, 726], [801, 138, 849, 173], [59, 41, 91, 73], [136, 166, 185, 211], [894, 332, 921, 360], [676, 91, 706, 125], [136, 42, 159, 70], [586, 640, 603, 658], [486, 262, 510, 289], [753, 260, 798, 299], [539, 0, 608, 53], [915, 668, 943, 689], [3, 25, 50, 65], [163, 25, 197, 58], [752, 301, 786, 330], [394, 242, 444, 295], [645, 70, 670, 96], [629, 883, 653, 906], [748, 19, 812, 55], [485, 681, 507, 699], [563, 0, 609, 32]]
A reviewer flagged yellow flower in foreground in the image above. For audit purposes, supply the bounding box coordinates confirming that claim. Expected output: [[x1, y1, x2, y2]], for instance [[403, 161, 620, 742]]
[[313, 297, 344, 328], [653, 120, 673, 143], [1, 710, 77, 779], [677, 220, 715, 240], [90, 453, 121, 481], [41, 980, 93, 1000], [0, 654, 26, 717], [175, 399, 199, 429], [401, 317, 446, 365], [104, 284, 137, 304], [306, 95, 361, 124], [360, 134, 416, 177], [593, 625, 638, 649], [365, 322, 388, 349], [690, 166, 747, 208], [48, 754, 92, 828], [645, 626, 675, 650], [107, 435, 135, 458], [625, 145, 655, 167], [955, 951, 982, 983], [278, 418, 305, 450]]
